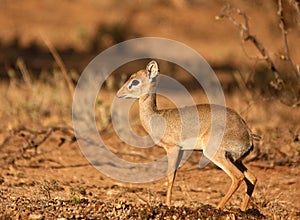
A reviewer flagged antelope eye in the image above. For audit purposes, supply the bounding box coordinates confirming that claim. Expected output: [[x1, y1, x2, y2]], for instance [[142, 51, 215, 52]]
[[131, 79, 140, 86], [128, 79, 140, 89]]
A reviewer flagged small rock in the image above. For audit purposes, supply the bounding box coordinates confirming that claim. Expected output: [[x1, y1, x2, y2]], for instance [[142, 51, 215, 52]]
[[28, 214, 43, 220]]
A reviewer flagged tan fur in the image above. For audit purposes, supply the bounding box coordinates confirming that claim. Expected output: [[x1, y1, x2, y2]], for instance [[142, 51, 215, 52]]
[[117, 61, 259, 211]]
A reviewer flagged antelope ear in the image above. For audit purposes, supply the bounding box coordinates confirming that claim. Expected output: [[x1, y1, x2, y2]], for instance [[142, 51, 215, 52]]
[[146, 60, 159, 80]]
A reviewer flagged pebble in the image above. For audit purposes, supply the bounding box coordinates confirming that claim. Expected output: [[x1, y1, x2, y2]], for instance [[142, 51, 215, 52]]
[[28, 214, 43, 220]]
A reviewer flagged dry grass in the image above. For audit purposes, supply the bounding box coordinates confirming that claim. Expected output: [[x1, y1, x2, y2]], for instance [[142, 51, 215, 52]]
[[0, 71, 72, 131]]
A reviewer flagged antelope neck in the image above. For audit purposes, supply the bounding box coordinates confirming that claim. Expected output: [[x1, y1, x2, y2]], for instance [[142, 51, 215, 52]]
[[139, 82, 158, 116]]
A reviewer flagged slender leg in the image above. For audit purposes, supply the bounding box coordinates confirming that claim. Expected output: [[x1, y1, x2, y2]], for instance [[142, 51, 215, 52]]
[[240, 169, 257, 211], [166, 146, 183, 206], [214, 160, 245, 210], [234, 161, 257, 211]]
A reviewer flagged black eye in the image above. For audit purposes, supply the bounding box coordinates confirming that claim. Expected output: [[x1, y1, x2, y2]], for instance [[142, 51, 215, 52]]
[[131, 80, 140, 86], [129, 79, 140, 89]]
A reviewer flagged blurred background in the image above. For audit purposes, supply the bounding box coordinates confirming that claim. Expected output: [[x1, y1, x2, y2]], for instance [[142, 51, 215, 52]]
[[0, 0, 298, 77]]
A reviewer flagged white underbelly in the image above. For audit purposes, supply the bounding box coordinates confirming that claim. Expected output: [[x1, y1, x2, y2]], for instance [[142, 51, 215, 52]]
[[177, 137, 203, 150]]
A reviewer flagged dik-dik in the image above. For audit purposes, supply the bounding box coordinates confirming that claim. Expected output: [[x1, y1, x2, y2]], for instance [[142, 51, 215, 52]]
[[117, 60, 259, 211]]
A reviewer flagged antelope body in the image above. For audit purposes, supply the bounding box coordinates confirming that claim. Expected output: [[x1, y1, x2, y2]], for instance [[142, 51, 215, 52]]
[[117, 61, 258, 211]]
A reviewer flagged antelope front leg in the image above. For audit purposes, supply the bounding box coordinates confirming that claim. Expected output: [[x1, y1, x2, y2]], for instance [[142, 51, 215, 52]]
[[166, 146, 183, 206]]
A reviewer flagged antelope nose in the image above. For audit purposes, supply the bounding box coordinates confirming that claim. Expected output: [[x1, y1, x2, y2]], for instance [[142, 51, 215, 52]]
[[116, 90, 126, 98]]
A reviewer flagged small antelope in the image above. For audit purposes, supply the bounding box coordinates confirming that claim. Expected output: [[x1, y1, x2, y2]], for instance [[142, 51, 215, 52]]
[[117, 60, 259, 211]]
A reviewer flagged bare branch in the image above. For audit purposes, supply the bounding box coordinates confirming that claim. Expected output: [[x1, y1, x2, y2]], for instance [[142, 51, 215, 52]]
[[218, 5, 281, 81], [216, 4, 300, 106], [277, 0, 300, 79], [292, 0, 300, 28], [278, 0, 289, 60]]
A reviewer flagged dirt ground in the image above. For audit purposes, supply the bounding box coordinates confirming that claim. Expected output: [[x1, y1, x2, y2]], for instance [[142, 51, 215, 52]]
[[0, 0, 300, 219]]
